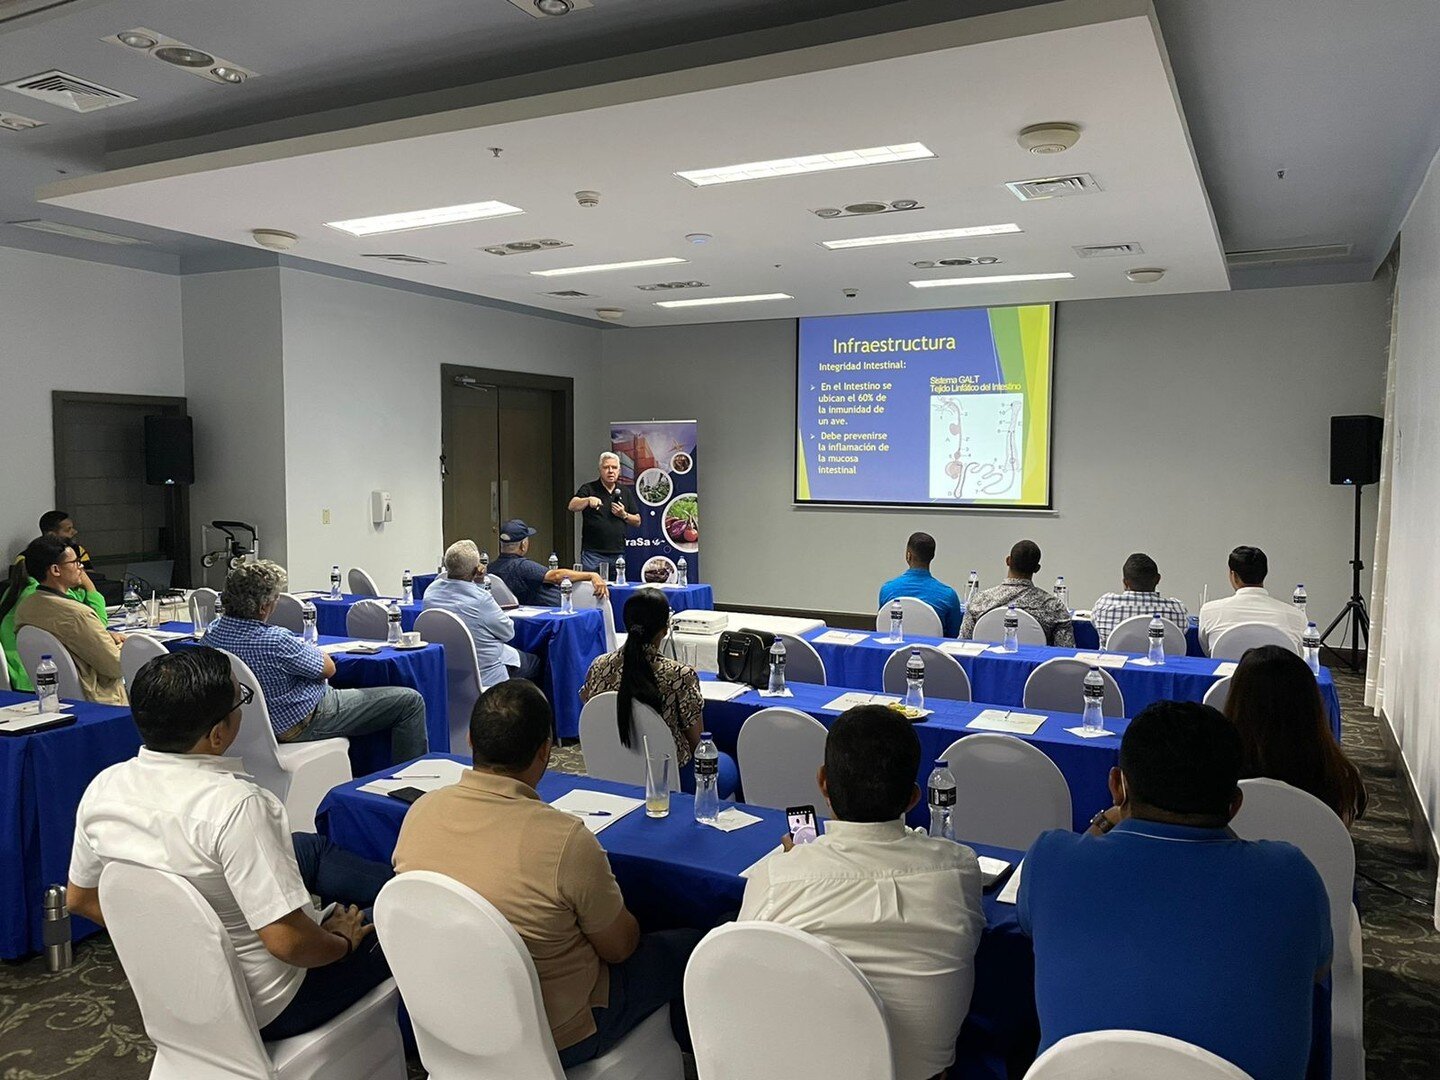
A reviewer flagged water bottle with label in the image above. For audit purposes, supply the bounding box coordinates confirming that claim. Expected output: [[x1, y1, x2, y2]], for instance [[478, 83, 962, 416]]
[[35, 655, 60, 713], [889, 599, 904, 643], [548, 552, 559, 573], [905, 647, 925, 711], [1002, 602, 1020, 652], [693, 733, 721, 825], [767, 637, 787, 694], [1303, 621, 1321, 675], [927, 759, 956, 840], [560, 577, 573, 614], [329, 564, 342, 600], [615, 555, 626, 584], [480, 550, 490, 574], [1082, 665, 1106, 734], [402, 569, 414, 606], [386, 600, 402, 644], [1293, 584, 1308, 621], [301, 601, 318, 644], [1147, 614, 1167, 665], [1054, 575, 1068, 610], [677, 556, 688, 587], [965, 570, 980, 607], [122, 586, 141, 628]]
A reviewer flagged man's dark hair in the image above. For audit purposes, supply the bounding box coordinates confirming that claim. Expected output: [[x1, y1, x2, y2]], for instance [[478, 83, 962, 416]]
[[21, 535, 71, 583], [130, 647, 236, 753], [1009, 539, 1042, 576], [471, 679, 552, 771], [1228, 546, 1268, 586], [38, 510, 70, 534], [906, 532, 936, 565], [1122, 552, 1161, 592], [824, 705, 921, 822], [1118, 701, 1243, 819]]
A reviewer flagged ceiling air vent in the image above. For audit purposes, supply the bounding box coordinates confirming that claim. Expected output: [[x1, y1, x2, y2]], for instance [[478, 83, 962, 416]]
[[636, 280, 709, 291], [360, 253, 445, 265], [812, 199, 922, 219], [1075, 242, 1143, 258], [1006, 173, 1100, 201], [2, 70, 135, 113], [7, 220, 149, 245], [1225, 243, 1353, 268], [545, 290, 593, 298], [482, 238, 573, 256]]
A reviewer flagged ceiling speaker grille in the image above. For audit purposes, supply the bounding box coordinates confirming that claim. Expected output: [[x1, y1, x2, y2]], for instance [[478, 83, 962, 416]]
[[2, 70, 135, 112], [482, 238, 573, 256]]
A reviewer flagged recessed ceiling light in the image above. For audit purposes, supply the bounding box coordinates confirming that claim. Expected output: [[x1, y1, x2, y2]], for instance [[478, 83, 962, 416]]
[[325, 201, 524, 237], [676, 143, 934, 187], [117, 30, 156, 49], [535, 0, 573, 13], [822, 223, 1022, 250], [655, 293, 793, 309], [211, 67, 246, 84], [154, 45, 215, 68], [531, 256, 687, 278], [909, 272, 1073, 288]]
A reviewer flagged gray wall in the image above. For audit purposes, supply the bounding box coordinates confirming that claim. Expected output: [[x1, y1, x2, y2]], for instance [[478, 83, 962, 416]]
[[599, 281, 1391, 624]]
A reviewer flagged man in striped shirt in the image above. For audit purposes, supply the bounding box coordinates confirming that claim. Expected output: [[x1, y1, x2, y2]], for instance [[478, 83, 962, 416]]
[[1090, 553, 1188, 647]]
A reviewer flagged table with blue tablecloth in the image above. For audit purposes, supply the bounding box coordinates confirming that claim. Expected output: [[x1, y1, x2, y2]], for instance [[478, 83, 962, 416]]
[[702, 679, 1126, 833], [607, 582, 714, 615], [804, 630, 1342, 739], [307, 597, 604, 740]]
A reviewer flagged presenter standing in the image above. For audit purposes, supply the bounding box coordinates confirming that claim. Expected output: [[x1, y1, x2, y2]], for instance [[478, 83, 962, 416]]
[[568, 451, 641, 576]]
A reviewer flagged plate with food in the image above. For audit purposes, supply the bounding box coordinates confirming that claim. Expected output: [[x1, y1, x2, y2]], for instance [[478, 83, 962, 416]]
[[886, 701, 932, 722], [636, 468, 673, 507], [641, 555, 677, 584], [669, 450, 693, 474], [662, 493, 699, 552]]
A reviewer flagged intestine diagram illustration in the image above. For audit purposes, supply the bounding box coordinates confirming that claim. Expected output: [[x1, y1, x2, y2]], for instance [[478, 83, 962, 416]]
[[930, 394, 1024, 499]]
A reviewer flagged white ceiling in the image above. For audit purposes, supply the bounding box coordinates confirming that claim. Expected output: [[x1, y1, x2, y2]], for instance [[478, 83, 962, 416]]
[[38, 1, 1229, 325]]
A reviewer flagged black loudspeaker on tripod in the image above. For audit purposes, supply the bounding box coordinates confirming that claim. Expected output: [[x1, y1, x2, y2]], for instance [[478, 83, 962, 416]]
[[1322, 415, 1382, 671]]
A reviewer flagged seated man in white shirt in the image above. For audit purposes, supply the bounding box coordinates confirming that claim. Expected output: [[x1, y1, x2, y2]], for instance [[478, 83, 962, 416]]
[[424, 539, 540, 685], [739, 705, 986, 1080], [66, 647, 395, 1040], [1198, 545, 1307, 654]]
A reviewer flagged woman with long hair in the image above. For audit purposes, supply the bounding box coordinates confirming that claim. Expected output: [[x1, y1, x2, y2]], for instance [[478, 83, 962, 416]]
[[580, 589, 738, 798], [1225, 645, 1367, 827]]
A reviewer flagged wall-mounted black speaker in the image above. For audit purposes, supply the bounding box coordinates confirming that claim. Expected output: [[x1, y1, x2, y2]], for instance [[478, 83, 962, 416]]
[[144, 415, 195, 486], [1329, 414, 1382, 487]]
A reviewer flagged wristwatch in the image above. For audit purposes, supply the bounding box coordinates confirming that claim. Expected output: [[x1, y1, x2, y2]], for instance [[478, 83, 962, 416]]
[[1089, 809, 1117, 834]]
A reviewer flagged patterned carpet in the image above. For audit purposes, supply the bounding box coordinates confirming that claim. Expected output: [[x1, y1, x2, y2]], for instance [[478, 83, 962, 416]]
[[1, 670, 1435, 1079]]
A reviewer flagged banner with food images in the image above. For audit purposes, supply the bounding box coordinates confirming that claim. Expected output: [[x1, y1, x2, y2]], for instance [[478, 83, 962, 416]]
[[609, 420, 699, 584]]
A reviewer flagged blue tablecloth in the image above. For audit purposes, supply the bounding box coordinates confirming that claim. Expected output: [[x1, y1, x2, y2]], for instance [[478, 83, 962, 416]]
[[316, 756, 1036, 1077], [306, 597, 605, 740], [607, 583, 715, 615], [702, 679, 1124, 833], [0, 692, 139, 958], [803, 630, 1342, 739]]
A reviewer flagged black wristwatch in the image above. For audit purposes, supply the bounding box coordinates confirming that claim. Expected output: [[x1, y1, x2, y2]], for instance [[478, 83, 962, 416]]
[[1089, 809, 1117, 834]]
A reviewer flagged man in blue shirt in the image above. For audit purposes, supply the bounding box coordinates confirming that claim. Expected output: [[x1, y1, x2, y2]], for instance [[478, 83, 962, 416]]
[[490, 519, 609, 609], [424, 539, 541, 686], [1018, 701, 1332, 1080], [877, 532, 962, 637], [205, 561, 428, 765]]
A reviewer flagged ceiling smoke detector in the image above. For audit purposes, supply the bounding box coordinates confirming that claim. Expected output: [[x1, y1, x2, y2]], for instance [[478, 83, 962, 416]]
[[1125, 267, 1166, 284], [575, 190, 600, 208], [685, 233, 713, 245], [1017, 122, 1081, 154], [251, 228, 298, 251]]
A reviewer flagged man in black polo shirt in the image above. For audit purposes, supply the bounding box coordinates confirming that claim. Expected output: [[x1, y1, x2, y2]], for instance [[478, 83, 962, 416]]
[[567, 452, 640, 576]]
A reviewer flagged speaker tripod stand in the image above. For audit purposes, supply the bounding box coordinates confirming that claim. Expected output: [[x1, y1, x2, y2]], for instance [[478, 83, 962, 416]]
[[1320, 482, 1370, 672]]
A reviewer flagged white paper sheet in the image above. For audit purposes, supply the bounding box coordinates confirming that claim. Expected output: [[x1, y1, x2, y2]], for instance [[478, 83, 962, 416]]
[[938, 641, 990, 657], [357, 758, 468, 796], [996, 860, 1023, 904], [700, 680, 750, 702], [699, 806, 764, 833], [812, 629, 869, 646], [290, 591, 328, 600], [872, 635, 907, 646], [1212, 662, 1238, 677], [1064, 726, 1116, 740], [822, 691, 901, 712], [967, 709, 1047, 736], [977, 856, 1010, 887], [509, 606, 552, 619], [132, 629, 193, 642], [0, 708, 74, 733], [549, 789, 645, 833], [320, 641, 380, 654], [1073, 652, 1130, 669]]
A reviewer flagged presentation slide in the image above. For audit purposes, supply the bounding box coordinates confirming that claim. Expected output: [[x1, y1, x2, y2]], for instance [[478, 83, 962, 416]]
[[794, 304, 1054, 509]]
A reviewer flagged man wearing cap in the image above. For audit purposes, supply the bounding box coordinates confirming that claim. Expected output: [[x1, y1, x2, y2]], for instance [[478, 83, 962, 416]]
[[567, 453, 641, 574], [491, 520, 610, 609]]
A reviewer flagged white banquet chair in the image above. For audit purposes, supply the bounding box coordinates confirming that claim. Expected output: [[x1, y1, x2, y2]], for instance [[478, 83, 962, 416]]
[[736, 707, 828, 811], [414, 608, 484, 754], [1023, 1030, 1255, 1080], [873, 596, 944, 638], [578, 691, 680, 791], [1022, 657, 1125, 717], [270, 592, 307, 633], [881, 644, 971, 701], [972, 605, 1047, 646], [1208, 622, 1300, 660], [939, 733, 1071, 851], [16, 624, 84, 700], [1105, 614, 1187, 655], [347, 567, 381, 597], [775, 632, 826, 685], [120, 634, 170, 689], [346, 598, 390, 641], [1202, 676, 1232, 713]]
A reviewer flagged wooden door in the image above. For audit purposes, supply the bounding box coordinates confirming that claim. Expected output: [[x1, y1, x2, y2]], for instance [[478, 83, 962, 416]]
[[498, 386, 556, 562], [441, 382, 501, 556]]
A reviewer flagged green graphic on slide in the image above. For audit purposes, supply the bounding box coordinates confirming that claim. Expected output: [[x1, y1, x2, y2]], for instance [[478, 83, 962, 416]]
[[988, 304, 1053, 505]]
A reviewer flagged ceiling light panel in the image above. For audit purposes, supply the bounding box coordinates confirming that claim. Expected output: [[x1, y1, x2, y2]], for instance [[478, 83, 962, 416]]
[[909, 272, 1073, 288], [103, 29, 257, 86], [655, 293, 793, 309], [531, 257, 686, 277], [676, 143, 934, 187], [325, 201, 523, 237], [822, 223, 1022, 250]]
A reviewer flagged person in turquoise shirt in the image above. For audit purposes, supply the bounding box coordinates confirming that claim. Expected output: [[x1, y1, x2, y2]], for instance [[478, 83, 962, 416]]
[[0, 541, 108, 691], [877, 532, 963, 637]]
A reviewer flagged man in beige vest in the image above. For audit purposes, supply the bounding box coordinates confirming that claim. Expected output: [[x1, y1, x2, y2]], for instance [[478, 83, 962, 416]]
[[15, 535, 126, 704]]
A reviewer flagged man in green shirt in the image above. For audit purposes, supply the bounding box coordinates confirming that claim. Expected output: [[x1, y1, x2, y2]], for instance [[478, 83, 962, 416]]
[[1, 539, 109, 691]]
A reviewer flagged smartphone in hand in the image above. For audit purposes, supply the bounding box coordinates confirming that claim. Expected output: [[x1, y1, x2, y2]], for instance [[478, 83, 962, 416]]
[[786, 804, 819, 845]]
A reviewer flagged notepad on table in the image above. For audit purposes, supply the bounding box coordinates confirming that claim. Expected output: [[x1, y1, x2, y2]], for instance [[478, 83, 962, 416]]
[[0, 702, 76, 735], [977, 856, 1011, 887], [509, 606, 552, 619], [357, 758, 468, 797], [967, 709, 1047, 735], [938, 641, 989, 657], [549, 789, 644, 834], [813, 629, 869, 646], [700, 680, 749, 702], [996, 860, 1023, 904], [1212, 661, 1238, 677], [1074, 652, 1130, 669], [823, 691, 901, 712], [320, 640, 374, 654], [290, 591, 328, 600]]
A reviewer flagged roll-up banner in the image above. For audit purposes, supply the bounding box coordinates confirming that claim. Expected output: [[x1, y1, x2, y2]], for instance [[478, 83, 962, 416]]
[[610, 420, 699, 583]]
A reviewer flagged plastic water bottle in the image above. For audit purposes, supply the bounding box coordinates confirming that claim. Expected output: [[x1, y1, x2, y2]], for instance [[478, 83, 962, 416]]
[[386, 600, 402, 644], [548, 552, 559, 572], [965, 570, 980, 607], [1054, 575, 1068, 610], [615, 555, 626, 584], [767, 637, 787, 694], [35, 655, 60, 712], [889, 599, 904, 642], [1002, 602, 1019, 652], [1293, 584, 1308, 621], [329, 564, 341, 600], [693, 733, 721, 825], [122, 586, 141, 627], [480, 550, 489, 573], [1303, 621, 1321, 675], [214, 595, 224, 622], [1147, 614, 1166, 665], [480, 576, 492, 593], [927, 760, 956, 840], [905, 647, 925, 711], [301, 601, 318, 644], [560, 577, 573, 614], [677, 556, 688, 587], [1082, 665, 1106, 734], [402, 569, 414, 605]]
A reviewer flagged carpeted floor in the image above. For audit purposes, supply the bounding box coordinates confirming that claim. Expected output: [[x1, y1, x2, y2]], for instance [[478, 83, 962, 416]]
[[1, 669, 1435, 1079]]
